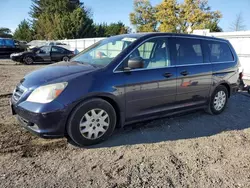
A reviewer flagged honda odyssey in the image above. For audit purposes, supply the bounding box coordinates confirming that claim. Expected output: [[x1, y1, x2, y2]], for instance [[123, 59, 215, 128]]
[[11, 33, 240, 146]]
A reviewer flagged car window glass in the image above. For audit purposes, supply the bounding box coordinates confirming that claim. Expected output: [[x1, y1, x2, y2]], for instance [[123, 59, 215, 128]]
[[52, 46, 64, 53], [126, 38, 171, 69], [206, 41, 234, 62], [173, 38, 203, 65], [89, 41, 124, 59], [39, 46, 50, 53], [4, 39, 15, 47], [0, 39, 4, 46], [138, 42, 154, 59]]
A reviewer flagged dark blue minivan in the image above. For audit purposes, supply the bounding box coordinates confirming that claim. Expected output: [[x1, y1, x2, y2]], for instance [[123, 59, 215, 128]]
[[11, 33, 240, 146]]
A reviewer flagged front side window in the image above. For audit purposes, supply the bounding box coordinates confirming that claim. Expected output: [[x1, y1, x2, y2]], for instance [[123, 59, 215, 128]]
[[122, 38, 171, 70], [39, 46, 51, 53], [138, 42, 154, 59], [205, 41, 234, 62], [71, 36, 138, 67], [172, 38, 203, 65]]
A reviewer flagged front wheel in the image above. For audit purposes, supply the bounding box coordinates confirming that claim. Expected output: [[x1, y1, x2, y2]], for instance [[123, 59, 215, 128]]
[[23, 56, 34, 65], [67, 98, 117, 146], [206, 85, 228, 115]]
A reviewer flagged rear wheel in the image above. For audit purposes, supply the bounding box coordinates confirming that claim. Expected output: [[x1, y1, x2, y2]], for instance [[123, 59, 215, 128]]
[[67, 98, 116, 146], [62, 56, 69, 62], [23, 56, 34, 65], [206, 85, 228, 115]]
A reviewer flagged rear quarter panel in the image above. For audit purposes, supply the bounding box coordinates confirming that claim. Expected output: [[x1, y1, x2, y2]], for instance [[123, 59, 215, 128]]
[[210, 41, 239, 95]]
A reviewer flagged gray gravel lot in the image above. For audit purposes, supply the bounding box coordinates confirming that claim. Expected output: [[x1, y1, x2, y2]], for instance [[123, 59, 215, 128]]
[[0, 60, 250, 187]]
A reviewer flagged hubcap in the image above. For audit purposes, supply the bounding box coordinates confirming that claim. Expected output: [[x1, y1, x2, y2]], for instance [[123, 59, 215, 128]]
[[25, 57, 33, 64], [213, 91, 226, 111], [63, 57, 69, 61], [79, 109, 110, 140]]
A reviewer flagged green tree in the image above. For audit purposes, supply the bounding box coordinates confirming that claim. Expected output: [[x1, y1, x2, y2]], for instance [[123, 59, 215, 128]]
[[205, 20, 223, 32], [105, 22, 130, 36], [94, 23, 108, 37], [0, 28, 12, 38], [94, 22, 130, 37], [177, 0, 222, 33], [130, 0, 157, 32], [13, 20, 33, 41], [30, 0, 95, 39], [130, 0, 222, 33], [156, 0, 179, 32]]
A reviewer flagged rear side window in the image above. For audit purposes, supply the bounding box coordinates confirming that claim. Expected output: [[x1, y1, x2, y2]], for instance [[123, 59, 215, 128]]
[[172, 38, 203, 65], [52, 46, 65, 53], [205, 41, 234, 62]]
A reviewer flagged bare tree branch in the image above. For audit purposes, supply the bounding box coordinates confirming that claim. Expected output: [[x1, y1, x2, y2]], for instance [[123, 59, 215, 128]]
[[229, 12, 246, 31]]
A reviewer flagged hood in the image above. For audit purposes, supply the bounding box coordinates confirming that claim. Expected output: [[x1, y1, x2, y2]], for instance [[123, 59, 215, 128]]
[[20, 61, 96, 88]]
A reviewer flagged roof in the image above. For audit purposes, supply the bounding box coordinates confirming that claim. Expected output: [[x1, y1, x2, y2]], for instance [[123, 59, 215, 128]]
[[117, 32, 227, 42]]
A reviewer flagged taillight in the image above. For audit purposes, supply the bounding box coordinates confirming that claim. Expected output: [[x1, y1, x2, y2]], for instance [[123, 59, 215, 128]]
[[239, 72, 243, 79]]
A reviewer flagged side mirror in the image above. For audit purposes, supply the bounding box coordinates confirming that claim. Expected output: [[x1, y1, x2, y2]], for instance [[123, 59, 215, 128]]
[[127, 57, 144, 70]]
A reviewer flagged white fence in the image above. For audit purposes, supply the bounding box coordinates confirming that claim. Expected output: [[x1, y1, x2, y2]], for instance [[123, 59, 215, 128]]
[[57, 38, 105, 53]]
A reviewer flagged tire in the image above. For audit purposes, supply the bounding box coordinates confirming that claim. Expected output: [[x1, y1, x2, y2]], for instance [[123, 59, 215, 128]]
[[62, 56, 69, 62], [206, 85, 228, 115], [23, 56, 34, 65], [67, 98, 117, 146]]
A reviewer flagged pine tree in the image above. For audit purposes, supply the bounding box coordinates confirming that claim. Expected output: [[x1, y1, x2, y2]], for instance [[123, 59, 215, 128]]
[[13, 20, 33, 41], [30, 0, 95, 39]]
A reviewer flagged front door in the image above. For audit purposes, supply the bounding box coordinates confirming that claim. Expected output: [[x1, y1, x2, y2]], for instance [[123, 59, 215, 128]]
[[170, 37, 212, 106], [122, 37, 177, 121], [36, 46, 51, 62]]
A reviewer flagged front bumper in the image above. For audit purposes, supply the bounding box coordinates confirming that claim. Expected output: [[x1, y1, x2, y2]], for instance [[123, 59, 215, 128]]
[[11, 98, 69, 138], [10, 55, 22, 62]]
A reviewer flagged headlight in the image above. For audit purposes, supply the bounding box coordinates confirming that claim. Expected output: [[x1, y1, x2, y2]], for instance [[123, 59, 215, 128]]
[[11, 53, 21, 56], [27, 82, 68, 103]]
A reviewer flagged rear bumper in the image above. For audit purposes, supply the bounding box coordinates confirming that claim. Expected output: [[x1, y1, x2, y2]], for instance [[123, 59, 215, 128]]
[[230, 83, 239, 95]]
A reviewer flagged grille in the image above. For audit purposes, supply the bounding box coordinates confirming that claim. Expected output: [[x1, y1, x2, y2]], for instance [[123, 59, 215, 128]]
[[13, 85, 26, 102]]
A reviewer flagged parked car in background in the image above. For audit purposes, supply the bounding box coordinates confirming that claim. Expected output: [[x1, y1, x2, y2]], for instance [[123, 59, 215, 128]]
[[0, 38, 24, 56], [10, 33, 240, 146], [10, 45, 74, 64]]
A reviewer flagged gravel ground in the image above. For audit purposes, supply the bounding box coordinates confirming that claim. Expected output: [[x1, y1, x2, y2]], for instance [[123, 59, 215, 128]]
[[1, 60, 250, 188]]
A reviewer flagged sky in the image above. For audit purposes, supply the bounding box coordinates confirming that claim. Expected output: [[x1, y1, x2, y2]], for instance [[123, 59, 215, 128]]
[[0, 0, 250, 33]]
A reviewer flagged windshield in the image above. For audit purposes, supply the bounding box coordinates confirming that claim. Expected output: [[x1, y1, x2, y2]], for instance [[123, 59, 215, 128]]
[[71, 36, 138, 67]]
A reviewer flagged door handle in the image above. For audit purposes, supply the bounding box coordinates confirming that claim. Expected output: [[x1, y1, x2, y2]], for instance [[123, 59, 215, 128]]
[[180, 70, 189, 76], [163, 72, 172, 78]]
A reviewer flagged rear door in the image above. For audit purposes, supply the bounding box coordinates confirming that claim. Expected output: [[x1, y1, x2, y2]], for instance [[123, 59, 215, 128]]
[[120, 37, 177, 121], [170, 37, 212, 106], [51, 46, 66, 61], [35, 46, 51, 62]]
